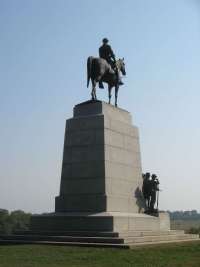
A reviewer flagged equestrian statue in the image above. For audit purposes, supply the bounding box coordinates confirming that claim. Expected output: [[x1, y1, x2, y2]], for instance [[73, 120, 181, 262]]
[[87, 38, 126, 107]]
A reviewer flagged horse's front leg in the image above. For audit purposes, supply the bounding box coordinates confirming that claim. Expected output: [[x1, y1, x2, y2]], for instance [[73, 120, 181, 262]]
[[108, 86, 112, 104], [115, 85, 119, 107]]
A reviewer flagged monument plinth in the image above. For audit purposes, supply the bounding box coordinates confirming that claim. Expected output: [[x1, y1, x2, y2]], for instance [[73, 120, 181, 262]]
[[1, 100, 198, 247], [56, 100, 143, 213], [30, 101, 169, 233]]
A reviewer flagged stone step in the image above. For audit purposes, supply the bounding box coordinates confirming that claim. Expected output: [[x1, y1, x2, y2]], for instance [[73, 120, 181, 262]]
[[14, 230, 120, 237], [128, 238, 200, 247], [14, 230, 185, 238], [124, 234, 199, 244], [0, 233, 198, 246], [119, 230, 185, 237], [0, 235, 125, 244], [0, 239, 129, 249], [0, 238, 199, 249]]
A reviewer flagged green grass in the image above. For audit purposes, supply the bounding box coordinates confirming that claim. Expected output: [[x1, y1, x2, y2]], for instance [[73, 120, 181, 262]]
[[0, 242, 200, 267]]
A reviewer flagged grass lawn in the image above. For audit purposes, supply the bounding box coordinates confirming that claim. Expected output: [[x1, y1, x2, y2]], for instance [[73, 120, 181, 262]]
[[0, 242, 200, 267]]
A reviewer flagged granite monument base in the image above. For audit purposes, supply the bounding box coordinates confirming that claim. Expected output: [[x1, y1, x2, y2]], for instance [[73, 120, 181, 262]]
[[29, 101, 174, 239], [30, 211, 170, 233], [4, 101, 197, 247]]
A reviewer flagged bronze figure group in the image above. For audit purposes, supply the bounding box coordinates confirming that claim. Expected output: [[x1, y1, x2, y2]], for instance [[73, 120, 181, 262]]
[[142, 172, 160, 214]]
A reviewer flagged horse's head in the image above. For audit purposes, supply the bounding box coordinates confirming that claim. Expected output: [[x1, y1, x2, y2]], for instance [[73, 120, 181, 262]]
[[116, 58, 126, 76]]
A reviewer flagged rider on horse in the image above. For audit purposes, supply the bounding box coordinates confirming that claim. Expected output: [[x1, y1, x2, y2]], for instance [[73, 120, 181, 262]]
[[99, 38, 124, 88]]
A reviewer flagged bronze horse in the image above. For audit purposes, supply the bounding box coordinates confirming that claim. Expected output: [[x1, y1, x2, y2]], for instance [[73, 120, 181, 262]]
[[87, 57, 126, 106]]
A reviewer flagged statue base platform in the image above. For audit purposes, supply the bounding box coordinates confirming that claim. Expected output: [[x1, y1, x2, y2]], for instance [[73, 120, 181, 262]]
[[30, 212, 170, 233], [1, 101, 198, 247], [1, 212, 198, 248]]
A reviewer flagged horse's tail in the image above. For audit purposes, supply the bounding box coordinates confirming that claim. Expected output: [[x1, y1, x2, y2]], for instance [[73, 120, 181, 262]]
[[87, 56, 93, 88]]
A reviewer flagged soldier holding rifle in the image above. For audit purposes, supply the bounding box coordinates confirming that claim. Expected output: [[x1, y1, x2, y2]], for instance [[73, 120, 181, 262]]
[[149, 174, 160, 213], [142, 173, 160, 214]]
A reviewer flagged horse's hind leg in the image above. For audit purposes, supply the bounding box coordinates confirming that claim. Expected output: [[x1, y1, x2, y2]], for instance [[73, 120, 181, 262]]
[[115, 85, 119, 107], [94, 85, 97, 100], [91, 88, 95, 100], [91, 80, 97, 100], [91, 80, 96, 100], [108, 86, 112, 104]]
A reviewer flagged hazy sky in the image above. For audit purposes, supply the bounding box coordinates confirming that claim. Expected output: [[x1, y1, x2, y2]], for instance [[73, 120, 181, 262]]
[[0, 0, 200, 213]]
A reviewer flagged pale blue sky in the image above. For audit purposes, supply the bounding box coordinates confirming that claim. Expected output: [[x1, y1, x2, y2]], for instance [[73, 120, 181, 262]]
[[0, 0, 199, 213]]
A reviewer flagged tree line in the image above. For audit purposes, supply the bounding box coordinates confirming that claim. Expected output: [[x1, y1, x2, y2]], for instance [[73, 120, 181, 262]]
[[0, 209, 31, 235], [168, 210, 200, 220]]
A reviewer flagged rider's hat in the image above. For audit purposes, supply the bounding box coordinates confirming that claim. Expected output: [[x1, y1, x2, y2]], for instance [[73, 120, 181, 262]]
[[102, 38, 109, 43], [152, 174, 157, 179]]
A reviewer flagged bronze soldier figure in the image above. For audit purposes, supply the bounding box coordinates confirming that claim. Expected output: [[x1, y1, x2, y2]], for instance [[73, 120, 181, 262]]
[[99, 38, 124, 88], [142, 172, 151, 211], [99, 38, 116, 66], [149, 174, 160, 213]]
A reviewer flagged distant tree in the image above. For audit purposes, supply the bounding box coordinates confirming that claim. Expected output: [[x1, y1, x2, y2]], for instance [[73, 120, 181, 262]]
[[0, 209, 31, 235], [169, 210, 200, 220], [0, 209, 11, 234], [187, 227, 200, 235], [9, 210, 31, 233], [191, 210, 198, 215]]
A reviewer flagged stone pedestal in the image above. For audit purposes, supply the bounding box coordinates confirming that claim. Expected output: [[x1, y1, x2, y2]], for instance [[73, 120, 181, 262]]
[[55, 100, 143, 214], [1, 100, 198, 247], [30, 101, 168, 233]]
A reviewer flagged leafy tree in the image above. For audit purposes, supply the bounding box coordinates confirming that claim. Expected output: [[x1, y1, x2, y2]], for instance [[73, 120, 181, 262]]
[[169, 210, 200, 220], [9, 210, 31, 233], [0, 209, 31, 235], [188, 227, 200, 236], [0, 209, 11, 234]]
